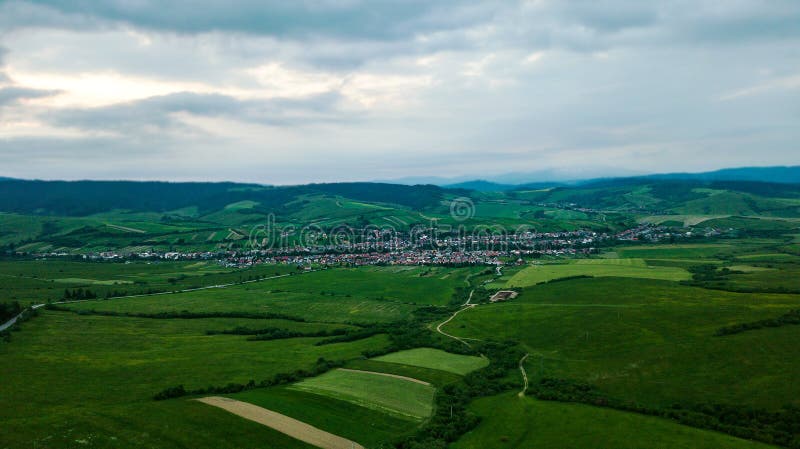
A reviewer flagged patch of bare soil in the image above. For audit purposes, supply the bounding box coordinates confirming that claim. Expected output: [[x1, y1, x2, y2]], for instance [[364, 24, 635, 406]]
[[195, 396, 364, 449]]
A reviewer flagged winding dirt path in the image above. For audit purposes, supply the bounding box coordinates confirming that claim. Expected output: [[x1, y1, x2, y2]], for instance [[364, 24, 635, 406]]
[[196, 396, 364, 449], [435, 303, 478, 347], [518, 353, 530, 398]]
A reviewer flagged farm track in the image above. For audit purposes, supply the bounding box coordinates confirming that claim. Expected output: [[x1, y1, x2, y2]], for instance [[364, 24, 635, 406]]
[[196, 396, 364, 449], [518, 353, 530, 398], [435, 302, 480, 347], [337, 368, 432, 386]]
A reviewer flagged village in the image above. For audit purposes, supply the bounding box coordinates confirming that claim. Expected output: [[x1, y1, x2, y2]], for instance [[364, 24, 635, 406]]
[[26, 223, 719, 268]]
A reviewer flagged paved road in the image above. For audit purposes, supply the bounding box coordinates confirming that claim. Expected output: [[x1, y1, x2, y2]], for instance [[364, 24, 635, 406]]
[[0, 269, 320, 331], [0, 303, 46, 333]]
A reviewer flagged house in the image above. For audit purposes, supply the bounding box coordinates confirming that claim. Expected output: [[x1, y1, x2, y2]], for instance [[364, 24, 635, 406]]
[[490, 290, 518, 302]]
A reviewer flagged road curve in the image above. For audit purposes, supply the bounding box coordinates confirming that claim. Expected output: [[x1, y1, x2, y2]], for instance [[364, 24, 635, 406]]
[[435, 304, 478, 347]]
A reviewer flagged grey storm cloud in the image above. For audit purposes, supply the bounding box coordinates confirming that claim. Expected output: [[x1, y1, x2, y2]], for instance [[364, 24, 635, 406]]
[[45, 91, 346, 132]]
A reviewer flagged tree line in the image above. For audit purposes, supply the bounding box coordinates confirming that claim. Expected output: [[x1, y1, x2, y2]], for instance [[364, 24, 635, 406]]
[[154, 357, 345, 400], [715, 309, 800, 336], [45, 304, 307, 322]]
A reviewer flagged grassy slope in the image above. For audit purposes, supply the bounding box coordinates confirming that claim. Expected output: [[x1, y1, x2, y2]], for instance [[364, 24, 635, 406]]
[[373, 348, 489, 375], [0, 311, 390, 449], [452, 393, 776, 449], [290, 369, 436, 420], [444, 277, 800, 410], [63, 267, 477, 323], [0, 260, 295, 305]]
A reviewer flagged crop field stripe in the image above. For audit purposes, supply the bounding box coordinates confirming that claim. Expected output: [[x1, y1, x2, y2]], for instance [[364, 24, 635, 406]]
[[337, 368, 431, 386], [195, 397, 364, 449]]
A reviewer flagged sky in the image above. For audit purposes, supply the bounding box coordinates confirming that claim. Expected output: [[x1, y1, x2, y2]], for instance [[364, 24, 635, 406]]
[[0, 0, 798, 184]]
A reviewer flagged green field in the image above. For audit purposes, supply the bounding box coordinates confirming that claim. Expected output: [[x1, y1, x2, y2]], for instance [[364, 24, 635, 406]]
[[60, 267, 478, 323], [615, 244, 734, 259], [229, 387, 419, 448], [289, 368, 436, 420], [0, 310, 390, 448], [505, 258, 690, 287], [0, 259, 296, 305], [453, 393, 776, 449], [373, 347, 489, 375], [444, 277, 800, 410], [4, 177, 800, 448], [344, 359, 462, 387]]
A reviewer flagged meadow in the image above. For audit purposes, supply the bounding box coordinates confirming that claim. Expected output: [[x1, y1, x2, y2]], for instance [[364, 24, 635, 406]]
[[504, 258, 690, 287], [443, 277, 800, 410], [0, 309, 392, 448], [0, 259, 296, 305], [453, 393, 776, 449], [61, 266, 479, 323]]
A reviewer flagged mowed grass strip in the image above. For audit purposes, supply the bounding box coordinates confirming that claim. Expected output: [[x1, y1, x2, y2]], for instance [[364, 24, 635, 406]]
[[506, 258, 689, 287], [289, 369, 435, 420], [372, 348, 489, 376]]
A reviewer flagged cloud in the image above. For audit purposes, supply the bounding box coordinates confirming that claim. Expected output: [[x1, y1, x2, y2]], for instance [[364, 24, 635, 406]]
[[2, 0, 489, 41], [44, 91, 346, 133], [0, 0, 798, 182], [0, 86, 59, 105], [0, 46, 9, 83]]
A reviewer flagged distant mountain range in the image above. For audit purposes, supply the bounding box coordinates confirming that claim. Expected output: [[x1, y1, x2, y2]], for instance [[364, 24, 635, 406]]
[[0, 166, 797, 218], [426, 166, 800, 190], [639, 166, 800, 184], [444, 180, 564, 192]]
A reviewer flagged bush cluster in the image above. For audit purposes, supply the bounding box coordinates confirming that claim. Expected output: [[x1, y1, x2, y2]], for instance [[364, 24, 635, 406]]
[[715, 309, 800, 336]]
